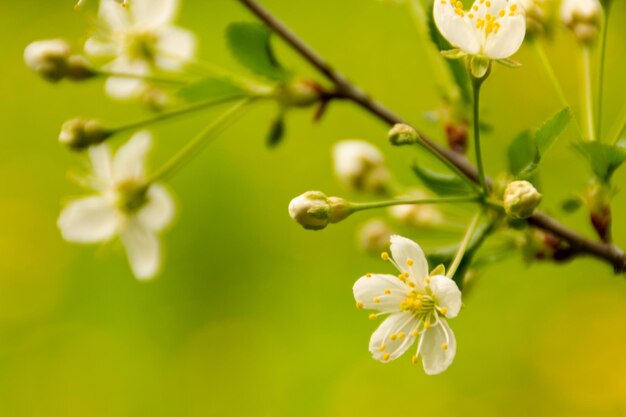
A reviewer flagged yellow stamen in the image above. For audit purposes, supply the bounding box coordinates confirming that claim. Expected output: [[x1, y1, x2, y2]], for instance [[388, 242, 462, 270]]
[[411, 329, 419, 337], [440, 307, 448, 315], [411, 355, 418, 364], [378, 344, 386, 352], [442, 343, 449, 350], [356, 301, 364, 309], [381, 252, 389, 261], [423, 321, 431, 329], [373, 297, 381, 303], [498, 9, 505, 17], [368, 313, 377, 320], [398, 332, 406, 339], [390, 333, 397, 341], [406, 258, 414, 266], [383, 353, 390, 361], [384, 289, 391, 295]]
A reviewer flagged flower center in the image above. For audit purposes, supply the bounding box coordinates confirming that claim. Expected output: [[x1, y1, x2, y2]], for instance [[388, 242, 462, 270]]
[[400, 291, 437, 318], [116, 180, 149, 213], [447, 0, 520, 39], [124, 30, 158, 61]]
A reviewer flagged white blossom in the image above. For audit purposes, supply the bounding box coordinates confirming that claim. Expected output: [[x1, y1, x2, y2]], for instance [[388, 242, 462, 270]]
[[333, 140, 391, 194], [434, 0, 526, 60], [353, 235, 462, 374], [561, 0, 601, 43], [85, 0, 196, 99], [58, 132, 174, 280], [24, 39, 71, 82]]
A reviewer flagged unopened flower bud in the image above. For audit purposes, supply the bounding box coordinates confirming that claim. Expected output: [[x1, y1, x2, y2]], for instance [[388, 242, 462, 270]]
[[357, 219, 393, 254], [288, 191, 352, 231], [521, 0, 549, 38], [388, 123, 420, 146], [275, 78, 322, 108], [66, 55, 96, 81], [584, 180, 612, 242], [503, 180, 542, 219], [59, 118, 112, 150], [561, 0, 602, 44], [24, 39, 71, 82], [333, 140, 391, 194], [389, 189, 444, 228]]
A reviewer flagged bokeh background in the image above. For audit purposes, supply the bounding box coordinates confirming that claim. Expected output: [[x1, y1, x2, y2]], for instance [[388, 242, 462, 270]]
[[2, 0, 626, 416]]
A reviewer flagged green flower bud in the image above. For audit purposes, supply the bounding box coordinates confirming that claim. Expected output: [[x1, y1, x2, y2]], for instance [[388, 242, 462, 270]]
[[24, 39, 71, 83], [275, 78, 322, 108], [503, 180, 543, 219], [59, 118, 112, 151], [288, 191, 352, 230], [388, 123, 420, 146]]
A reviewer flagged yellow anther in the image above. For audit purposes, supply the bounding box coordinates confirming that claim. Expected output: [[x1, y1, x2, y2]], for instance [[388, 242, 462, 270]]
[[411, 329, 419, 337], [356, 301, 364, 309], [454, 8, 464, 16], [480, 0, 485, 4], [473, 5, 478, 11], [406, 258, 414, 266], [440, 307, 448, 315], [378, 344, 386, 352], [441, 343, 449, 350], [407, 281, 416, 288], [366, 273, 372, 278], [424, 277, 431, 284], [468, 13, 474, 18], [368, 313, 377, 320], [411, 355, 418, 364], [390, 333, 397, 341], [498, 9, 505, 17], [383, 353, 391, 361], [510, 4, 517, 11], [486, 1, 491, 7], [381, 252, 390, 261], [398, 272, 408, 281], [373, 297, 381, 303], [384, 289, 391, 295], [423, 321, 431, 329], [398, 332, 406, 339], [485, 13, 492, 20], [455, 1, 462, 8]]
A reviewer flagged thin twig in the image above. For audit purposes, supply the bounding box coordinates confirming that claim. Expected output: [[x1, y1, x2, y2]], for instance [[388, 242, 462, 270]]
[[237, 0, 626, 273]]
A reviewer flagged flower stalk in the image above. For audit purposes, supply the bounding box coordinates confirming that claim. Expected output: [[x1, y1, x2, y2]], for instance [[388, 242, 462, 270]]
[[471, 76, 489, 197], [446, 211, 483, 280], [597, 3, 611, 141], [350, 195, 480, 213], [581, 46, 596, 141]]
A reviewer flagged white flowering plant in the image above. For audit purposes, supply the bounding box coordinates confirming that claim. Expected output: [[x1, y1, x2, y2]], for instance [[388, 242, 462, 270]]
[[25, 0, 626, 376]]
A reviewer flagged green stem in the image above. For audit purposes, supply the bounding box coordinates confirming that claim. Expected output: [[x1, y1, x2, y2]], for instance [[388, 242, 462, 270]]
[[350, 195, 479, 212], [446, 210, 483, 279], [597, 5, 611, 141], [112, 95, 249, 134], [533, 41, 569, 108], [94, 69, 189, 85], [471, 79, 488, 196], [610, 103, 626, 145], [148, 98, 254, 182], [582, 47, 596, 141]]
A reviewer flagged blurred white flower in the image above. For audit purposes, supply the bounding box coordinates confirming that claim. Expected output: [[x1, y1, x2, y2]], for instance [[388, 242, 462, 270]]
[[333, 140, 391, 194], [58, 131, 175, 280], [561, 0, 601, 44], [85, 0, 196, 99], [434, 0, 526, 60], [353, 235, 462, 375], [389, 189, 444, 228], [24, 39, 71, 82]]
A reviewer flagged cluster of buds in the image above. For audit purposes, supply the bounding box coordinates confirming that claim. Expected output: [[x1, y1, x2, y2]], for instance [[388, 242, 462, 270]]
[[561, 0, 602, 44], [503, 180, 543, 220], [24, 39, 95, 83], [58, 118, 112, 151], [288, 191, 352, 230]]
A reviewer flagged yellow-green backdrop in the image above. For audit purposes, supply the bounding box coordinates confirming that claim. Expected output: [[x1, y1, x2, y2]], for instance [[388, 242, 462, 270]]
[[1, 1, 626, 416]]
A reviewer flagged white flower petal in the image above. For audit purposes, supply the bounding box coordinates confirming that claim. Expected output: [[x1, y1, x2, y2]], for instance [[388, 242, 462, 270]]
[[390, 235, 428, 286], [483, 12, 526, 59], [369, 312, 419, 362], [353, 274, 409, 312], [155, 26, 196, 71], [419, 319, 457, 375], [120, 219, 161, 280], [58, 196, 119, 243], [136, 184, 175, 232], [471, 0, 508, 19], [104, 58, 149, 100], [429, 275, 462, 318], [433, 2, 481, 55], [84, 37, 118, 57], [112, 131, 152, 182], [99, 0, 129, 29], [89, 144, 113, 185], [132, 0, 178, 28]]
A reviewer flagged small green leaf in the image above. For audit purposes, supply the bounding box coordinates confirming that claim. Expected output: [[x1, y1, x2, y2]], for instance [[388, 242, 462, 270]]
[[440, 49, 466, 59], [412, 163, 473, 196], [574, 142, 626, 182], [469, 56, 490, 79], [535, 107, 571, 156], [226, 22, 289, 80], [561, 197, 583, 213], [266, 114, 285, 148], [497, 58, 522, 68], [177, 77, 247, 102], [507, 130, 537, 178], [430, 264, 446, 276]]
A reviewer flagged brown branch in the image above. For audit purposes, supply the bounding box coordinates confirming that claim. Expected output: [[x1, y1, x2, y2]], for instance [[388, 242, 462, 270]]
[[237, 0, 626, 273]]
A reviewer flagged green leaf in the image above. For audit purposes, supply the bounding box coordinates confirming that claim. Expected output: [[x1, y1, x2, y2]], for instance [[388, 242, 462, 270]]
[[574, 142, 626, 182], [266, 114, 285, 148], [507, 130, 537, 178], [411, 163, 473, 196], [177, 77, 247, 102], [226, 22, 289, 81], [535, 107, 572, 156]]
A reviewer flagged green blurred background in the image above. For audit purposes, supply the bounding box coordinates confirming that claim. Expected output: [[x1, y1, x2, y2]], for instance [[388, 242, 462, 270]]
[[1, 0, 626, 416]]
